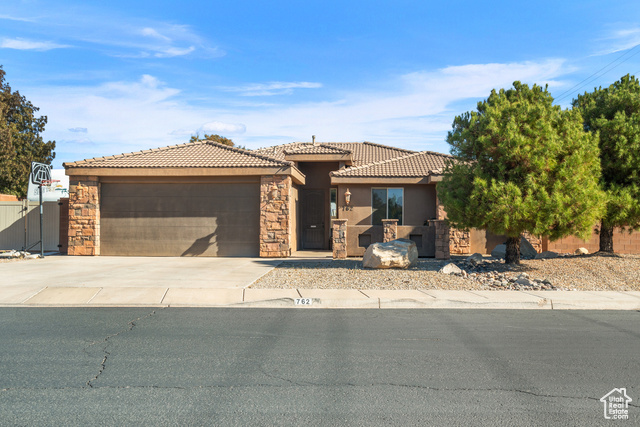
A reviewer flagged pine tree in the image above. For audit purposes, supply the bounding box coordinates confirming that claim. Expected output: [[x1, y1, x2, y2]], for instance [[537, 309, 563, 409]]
[[573, 74, 640, 252], [439, 81, 605, 264]]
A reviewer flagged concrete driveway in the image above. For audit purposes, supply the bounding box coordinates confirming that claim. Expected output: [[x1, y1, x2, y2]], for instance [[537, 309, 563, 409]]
[[1, 256, 281, 289]]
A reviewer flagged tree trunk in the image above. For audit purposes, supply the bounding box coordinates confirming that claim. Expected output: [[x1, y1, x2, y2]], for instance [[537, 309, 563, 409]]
[[505, 236, 521, 264], [599, 221, 614, 253]]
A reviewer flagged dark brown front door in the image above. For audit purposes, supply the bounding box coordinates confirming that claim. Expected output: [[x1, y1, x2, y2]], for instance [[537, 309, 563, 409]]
[[301, 189, 325, 249]]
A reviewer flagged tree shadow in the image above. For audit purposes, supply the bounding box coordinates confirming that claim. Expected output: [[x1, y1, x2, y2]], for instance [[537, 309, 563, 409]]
[[181, 232, 217, 257]]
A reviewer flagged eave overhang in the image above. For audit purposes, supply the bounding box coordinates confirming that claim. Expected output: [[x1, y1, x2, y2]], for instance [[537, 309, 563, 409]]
[[330, 174, 441, 185], [284, 153, 353, 164], [66, 165, 306, 185]]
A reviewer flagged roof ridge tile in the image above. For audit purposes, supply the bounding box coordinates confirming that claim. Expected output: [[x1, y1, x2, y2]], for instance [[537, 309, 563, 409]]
[[330, 150, 423, 176]]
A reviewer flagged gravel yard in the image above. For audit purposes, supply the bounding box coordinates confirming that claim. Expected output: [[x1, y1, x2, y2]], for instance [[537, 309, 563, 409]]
[[250, 253, 640, 291]]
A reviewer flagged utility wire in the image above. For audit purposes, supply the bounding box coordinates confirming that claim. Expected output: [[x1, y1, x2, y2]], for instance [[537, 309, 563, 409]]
[[554, 43, 640, 103]]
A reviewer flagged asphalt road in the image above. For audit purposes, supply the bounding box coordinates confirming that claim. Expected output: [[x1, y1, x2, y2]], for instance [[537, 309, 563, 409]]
[[0, 308, 638, 426]]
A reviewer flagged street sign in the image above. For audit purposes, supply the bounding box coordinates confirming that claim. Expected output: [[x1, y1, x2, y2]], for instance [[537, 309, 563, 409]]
[[30, 162, 51, 185]]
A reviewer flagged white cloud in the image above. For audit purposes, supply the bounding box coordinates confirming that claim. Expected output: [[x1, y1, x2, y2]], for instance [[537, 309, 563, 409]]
[[222, 81, 323, 96], [140, 27, 171, 42], [68, 127, 88, 133], [29, 59, 571, 166], [0, 6, 221, 59], [594, 26, 640, 55], [0, 14, 35, 23], [199, 121, 246, 134], [0, 37, 70, 51], [154, 46, 196, 58]]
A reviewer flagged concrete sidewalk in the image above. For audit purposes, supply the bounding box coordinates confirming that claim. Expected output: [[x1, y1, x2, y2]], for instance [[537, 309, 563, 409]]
[[1, 286, 640, 309], [2, 255, 640, 309]]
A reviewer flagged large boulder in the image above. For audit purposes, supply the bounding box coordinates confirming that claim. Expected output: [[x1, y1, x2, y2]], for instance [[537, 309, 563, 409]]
[[520, 236, 538, 259], [363, 239, 418, 269], [491, 244, 506, 259], [490, 236, 538, 259]]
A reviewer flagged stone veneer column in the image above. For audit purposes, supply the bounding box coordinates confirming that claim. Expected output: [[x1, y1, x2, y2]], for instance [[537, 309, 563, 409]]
[[429, 220, 450, 260], [332, 219, 347, 259], [522, 232, 542, 253], [435, 194, 447, 221], [382, 219, 398, 242], [259, 175, 292, 257], [449, 228, 471, 255], [68, 176, 100, 256]]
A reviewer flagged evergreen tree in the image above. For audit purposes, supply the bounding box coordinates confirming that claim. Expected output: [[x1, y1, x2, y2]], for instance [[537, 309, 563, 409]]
[[0, 66, 56, 197], [573, 74, 640, 252], [439, 81, 605, 264]]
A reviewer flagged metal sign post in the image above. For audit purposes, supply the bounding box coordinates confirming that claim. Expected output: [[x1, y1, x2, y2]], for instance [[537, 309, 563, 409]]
[[39, 181, 43, 258], [26, 162, 52, 258]]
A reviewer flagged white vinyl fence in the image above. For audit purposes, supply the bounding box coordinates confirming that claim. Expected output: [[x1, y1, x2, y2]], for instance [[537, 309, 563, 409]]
[[0, 200, 61, 252]]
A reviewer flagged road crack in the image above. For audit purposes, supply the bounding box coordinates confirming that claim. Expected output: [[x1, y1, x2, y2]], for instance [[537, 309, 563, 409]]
[[84, 309, 162, 388]]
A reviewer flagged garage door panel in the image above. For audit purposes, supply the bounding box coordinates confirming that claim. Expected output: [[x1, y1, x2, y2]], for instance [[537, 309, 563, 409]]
[[101, 195, 257, 215], [101, 182, 260, 256]]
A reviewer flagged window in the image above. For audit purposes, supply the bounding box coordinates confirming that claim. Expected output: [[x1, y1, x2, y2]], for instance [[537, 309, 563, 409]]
[[371, 188, 403, 225], [330, 188, 337, 219]]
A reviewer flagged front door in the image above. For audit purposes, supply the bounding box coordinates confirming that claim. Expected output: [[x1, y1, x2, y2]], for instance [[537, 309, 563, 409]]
[[301, 189, 325, 249]]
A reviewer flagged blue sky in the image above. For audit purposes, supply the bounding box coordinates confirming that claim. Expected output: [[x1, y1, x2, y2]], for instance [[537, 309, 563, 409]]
[[2, 0, 640, 168]]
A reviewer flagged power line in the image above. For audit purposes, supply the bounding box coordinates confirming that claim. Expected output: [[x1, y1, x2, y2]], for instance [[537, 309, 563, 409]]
[[554, 43, 640, 103]]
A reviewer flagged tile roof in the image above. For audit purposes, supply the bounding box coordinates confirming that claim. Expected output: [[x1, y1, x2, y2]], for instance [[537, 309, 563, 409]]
[[63, 141, 291, 168], [283, 143, 351, 155], [330, 151, 454, 177], [254, 141, 414, 166]]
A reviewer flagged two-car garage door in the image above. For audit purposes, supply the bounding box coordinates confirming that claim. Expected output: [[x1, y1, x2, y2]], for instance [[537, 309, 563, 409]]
[[100, 181, 260, 256]]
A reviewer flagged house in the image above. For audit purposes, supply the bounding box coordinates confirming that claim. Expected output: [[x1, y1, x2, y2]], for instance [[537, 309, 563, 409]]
[[63, 140, 454, 258]]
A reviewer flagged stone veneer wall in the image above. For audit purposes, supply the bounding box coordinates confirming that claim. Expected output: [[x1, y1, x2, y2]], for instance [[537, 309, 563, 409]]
[[450, 228, 471, 255], [68, 176, 100, 256], [259, 175, 292, 257], [382, 219, 398, 242], [332, 219, 347, 259]]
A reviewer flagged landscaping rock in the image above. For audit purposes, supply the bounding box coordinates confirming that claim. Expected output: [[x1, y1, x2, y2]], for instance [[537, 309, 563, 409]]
[[520, 236, 538, 258], [439, 263, 463, 275], [362, 239, 418, 269], [575, 247, 589, 255], [491, 244, 506, 259], [514, 275, 534, 287], [466, 253, 484, 264], [535, 251, 559, 259], [490, 236, 538, 259]]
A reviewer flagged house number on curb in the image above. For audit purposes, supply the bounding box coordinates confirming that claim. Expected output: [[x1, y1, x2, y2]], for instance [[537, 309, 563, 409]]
[[295, 298, 312, 306]]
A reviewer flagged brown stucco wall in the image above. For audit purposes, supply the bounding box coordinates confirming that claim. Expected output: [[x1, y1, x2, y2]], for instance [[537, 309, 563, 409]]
[[336, 183, 438, 256], [290, 184, 299, 252], [337, 184, 437, 226]]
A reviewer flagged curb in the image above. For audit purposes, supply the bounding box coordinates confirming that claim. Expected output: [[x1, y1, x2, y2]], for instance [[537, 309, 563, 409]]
[[1, 287, 640, 310]]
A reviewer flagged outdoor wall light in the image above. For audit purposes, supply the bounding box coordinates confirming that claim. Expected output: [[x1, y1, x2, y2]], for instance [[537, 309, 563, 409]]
[[344, 188, 351, 206], [269, 182, 278, 200]]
